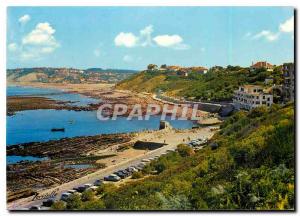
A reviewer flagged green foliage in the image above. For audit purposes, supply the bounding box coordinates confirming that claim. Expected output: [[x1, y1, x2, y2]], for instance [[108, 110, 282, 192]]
[[96, 183, 118, 196], [116, 66, 285, 102], [131, 172, 144, 179], [79, 199, 105, 210], [64, 103, 294, 210], [51, 200, 66, 210], [66, 194, 83, 210], [81, 189, 96, 202], [177, 144, 195, 157]]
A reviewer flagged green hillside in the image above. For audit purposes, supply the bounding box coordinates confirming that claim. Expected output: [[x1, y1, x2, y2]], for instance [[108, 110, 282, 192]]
[[52, 103, 294, 210], [116, 66, 283, 102]]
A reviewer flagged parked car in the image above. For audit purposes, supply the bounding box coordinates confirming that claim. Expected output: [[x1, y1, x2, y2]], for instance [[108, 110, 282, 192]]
[[94, 179, 103, 186], [126, 166, 138, 173], [67, 189, 77, 194], [114, 171, 126, 179], [134, 165, 143, 171], [142, 159, 151, 163], [84, 183, 93, 189], [42, 198, 55, 207], [73, 185, 86, 193], [104, 174, 121, 182], [122, 169, 131, 177], [60, 192, 72, 201], [29, 205, 40, 210]]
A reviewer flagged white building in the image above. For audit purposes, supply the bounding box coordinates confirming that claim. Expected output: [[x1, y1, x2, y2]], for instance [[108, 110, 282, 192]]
[[233, 85, 273, 110]]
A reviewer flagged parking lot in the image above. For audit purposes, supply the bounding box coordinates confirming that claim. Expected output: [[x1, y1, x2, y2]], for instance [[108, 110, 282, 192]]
[[9, 127, 215, 210]]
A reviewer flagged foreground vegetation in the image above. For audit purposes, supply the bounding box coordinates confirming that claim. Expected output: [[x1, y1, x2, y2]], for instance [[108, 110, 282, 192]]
[[52, 103, 294, 210], [116, 65, 283, 102]]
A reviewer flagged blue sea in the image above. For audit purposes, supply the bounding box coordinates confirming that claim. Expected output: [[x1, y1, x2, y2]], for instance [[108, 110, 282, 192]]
[[7, 86, 196, 163], [7, 85, 100, 106]]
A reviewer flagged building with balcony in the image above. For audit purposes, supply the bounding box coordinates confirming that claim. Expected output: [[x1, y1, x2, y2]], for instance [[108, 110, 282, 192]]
[[233, 85, 273, 110]]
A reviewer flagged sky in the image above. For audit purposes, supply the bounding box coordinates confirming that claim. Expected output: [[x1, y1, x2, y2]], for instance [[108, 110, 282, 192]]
[[7, 7, 294, 70]]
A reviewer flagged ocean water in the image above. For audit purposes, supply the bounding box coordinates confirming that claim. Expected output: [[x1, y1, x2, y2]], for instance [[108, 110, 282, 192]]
[[7, 86, 196, 163], [7, 155, 48, 164], [7, 109, 195, 145], [7, 86, 99, 106]]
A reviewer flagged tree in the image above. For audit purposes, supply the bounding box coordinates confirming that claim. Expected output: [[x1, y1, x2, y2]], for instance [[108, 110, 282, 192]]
[[147, 64, 158, 70]]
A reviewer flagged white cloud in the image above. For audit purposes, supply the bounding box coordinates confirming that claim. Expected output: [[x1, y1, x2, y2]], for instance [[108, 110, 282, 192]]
[[252, 30, 280, 42], [8, 43, 18, 52], [123, 55, 134, 62], [8, 22, 59, 61], [18, 14, 30, 25], [22, 22, 58, 47], [153, 34, 189, 49], [114, 32, 138, 48], [114, 25, 189, 50], [280, 16, 294, 33], [248, 16, 294, 42]]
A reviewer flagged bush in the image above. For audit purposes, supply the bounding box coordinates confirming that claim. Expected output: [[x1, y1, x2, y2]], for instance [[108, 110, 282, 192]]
[[132, 172, 144, 179], [96, 183, 118, 196], [80, 199, 105, 210], [51, 200, 66, 210], [66, 194, 83, 210], [81, 189, 96, 202], [177, 144, 194, 157]]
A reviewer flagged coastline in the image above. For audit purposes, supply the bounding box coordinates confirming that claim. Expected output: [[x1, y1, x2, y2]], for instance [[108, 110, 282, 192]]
[[7, 81, 218, 207], [7, 81, 210, 119]]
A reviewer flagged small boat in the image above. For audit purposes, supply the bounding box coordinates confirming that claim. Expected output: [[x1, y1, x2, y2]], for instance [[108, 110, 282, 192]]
[[51, 128, 65, 132]]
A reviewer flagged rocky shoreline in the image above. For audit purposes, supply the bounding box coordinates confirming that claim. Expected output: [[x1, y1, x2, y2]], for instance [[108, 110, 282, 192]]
[[7, 133, 134, 202], [7, 95, 99, 116]]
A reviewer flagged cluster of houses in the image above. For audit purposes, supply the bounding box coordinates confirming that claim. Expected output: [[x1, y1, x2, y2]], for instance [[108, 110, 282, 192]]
[[147, 61, 294, 111], [147, 64, 208, 76], [233, 61, 295, 110]]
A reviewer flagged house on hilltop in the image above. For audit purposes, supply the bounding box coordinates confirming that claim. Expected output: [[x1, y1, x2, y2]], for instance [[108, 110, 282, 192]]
[[250, 61, 274, 72], [161, 65, 208, 76]]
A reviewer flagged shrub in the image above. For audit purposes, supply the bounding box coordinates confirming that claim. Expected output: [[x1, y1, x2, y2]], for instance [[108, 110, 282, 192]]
[[51, 200, 66, 210], [177, 144, 194, 157], [66, 194, 83, 210], [132, 172, 144, 179], [81, 189, 96, 202]]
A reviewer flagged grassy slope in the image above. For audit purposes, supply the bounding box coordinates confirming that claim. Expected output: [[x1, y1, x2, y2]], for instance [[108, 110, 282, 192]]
[[116, 66, 283, 102], [55, 103, 294, 210]]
